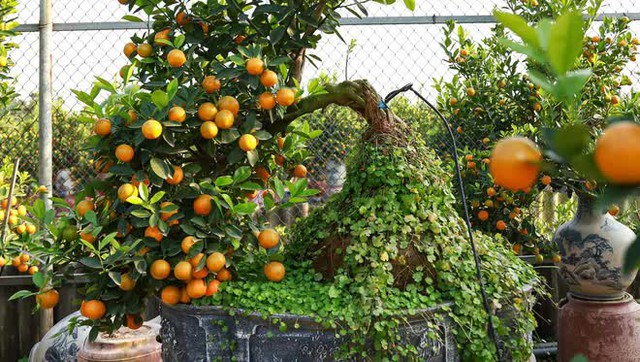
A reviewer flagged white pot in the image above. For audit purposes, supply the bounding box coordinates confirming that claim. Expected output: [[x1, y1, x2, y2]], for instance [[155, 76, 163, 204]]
[[554, 195, 638, 300]]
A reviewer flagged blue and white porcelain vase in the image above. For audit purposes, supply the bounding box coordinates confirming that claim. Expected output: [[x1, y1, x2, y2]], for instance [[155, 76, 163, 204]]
[[553, 195, 637, 300]]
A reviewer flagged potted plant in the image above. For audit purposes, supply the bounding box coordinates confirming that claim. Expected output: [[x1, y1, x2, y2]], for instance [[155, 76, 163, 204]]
[[11, 0, 542, 360]]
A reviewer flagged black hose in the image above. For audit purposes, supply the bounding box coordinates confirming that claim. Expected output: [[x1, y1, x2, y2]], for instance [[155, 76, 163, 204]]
[[383, 85, 503, 361]]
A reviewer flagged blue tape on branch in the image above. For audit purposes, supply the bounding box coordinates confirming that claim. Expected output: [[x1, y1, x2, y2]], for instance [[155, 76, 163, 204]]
[[378, 100, 388, 110]]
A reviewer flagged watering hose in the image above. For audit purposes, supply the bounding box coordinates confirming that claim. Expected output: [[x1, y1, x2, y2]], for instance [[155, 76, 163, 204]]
[[382, 84, 503, 361]]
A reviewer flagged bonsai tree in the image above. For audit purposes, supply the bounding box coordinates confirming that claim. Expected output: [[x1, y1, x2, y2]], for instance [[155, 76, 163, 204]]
[[10, 0, 540, 360], [435, 0, 639, 259]]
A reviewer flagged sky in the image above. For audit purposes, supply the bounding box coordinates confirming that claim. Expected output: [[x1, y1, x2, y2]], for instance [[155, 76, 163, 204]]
[[9, 0, 640, 112]]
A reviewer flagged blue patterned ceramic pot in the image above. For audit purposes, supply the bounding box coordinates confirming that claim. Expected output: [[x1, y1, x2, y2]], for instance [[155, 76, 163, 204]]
[[554, 195, 637, 300]]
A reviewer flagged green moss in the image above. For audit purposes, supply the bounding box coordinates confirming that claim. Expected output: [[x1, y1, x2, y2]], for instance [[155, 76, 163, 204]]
[[198, 127, 541, 361]]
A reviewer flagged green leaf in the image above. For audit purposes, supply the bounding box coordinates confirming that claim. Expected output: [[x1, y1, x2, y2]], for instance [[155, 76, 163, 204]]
[[548, 11, 584, 76], [131, 209, 152, 218], [497, 38, 546, 64], [493, 11, 539, 49], [253, 130, 272, 141], [151, 90, 169, 109], [79, 257, 102, 269], [32, 272, 45, 288], [553, 69, 592, 101], [548, 124, 591, 160], [9, 290, 35, 301], [270, 27, 286, 45], [150, 191, 166, 204], [247, 150, 258, 167], [123, 15, 144, 23], [150, 158, 171, 179], [239, 182, 262, 190], [273, 179, 285, 199], [215, 176, 234, 187], [167, 79, 179, 101], [233, 202, 257, 215], [402, 0, 415, 11], [126, 196, 144, 205], [233, 167, 252, 183]]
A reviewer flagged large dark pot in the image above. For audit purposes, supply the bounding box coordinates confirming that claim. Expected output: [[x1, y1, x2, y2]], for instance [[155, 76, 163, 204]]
[[160, 301, 458, 361]]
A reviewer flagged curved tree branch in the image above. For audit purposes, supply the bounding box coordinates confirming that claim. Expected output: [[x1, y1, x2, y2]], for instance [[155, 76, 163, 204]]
[[267, 80, 376, 135]]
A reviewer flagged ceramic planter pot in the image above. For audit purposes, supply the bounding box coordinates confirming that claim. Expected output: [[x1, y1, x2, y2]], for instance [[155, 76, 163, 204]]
[[553, 195, 638, 300]]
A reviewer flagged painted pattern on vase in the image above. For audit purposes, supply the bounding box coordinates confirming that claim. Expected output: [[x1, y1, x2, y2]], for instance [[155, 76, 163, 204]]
[[553, 195, 637, 300]]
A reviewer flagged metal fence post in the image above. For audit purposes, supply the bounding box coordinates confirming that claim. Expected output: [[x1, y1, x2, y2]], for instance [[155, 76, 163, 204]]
[[38, 0, 54, 336]]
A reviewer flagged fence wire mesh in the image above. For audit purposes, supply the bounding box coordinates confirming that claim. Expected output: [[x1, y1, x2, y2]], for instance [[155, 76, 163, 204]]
[[2, 0, 640, 203]]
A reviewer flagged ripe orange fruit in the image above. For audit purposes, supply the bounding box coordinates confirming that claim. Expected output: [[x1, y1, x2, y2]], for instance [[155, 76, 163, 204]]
[[512, 244, 522, 254], [168, 106, 186, 122], [189, 253, 205, 268], [11, 256, 20, 267], [609, 204, 620, 216], [124, 42, 137, 58], [206, 280, 221, 296], [76, 199, 94, 217], [552, 254, 562, 263], [186, 279, 207, 299], [206, 252, 226, 273], [533, 102, 542, 112], [81, 232, 96, 243], [246, 58, 264, 75], [138, 43, 153, 57], [260, 70, 278, 87], [541, 175, 552, 185], [275, 155, 285, 167], [239, 134, 258, 151], [486, 187, 496, 197], [93, 118, 112, 136], [154, 29, 171, 46], [144, 226, 163, 242], [174, 261, 193, 281], [215, 110, 235, 130], [202, 76, 221, 93], [216, 268, 232, 282], [120, 273, 136, 291], [167, 49, 186, 67], [95, 158, 114, 173], [118, 183, 138, 202], [276, 88, 295, 106], [611, 95, 620, 105], [131, 174, 150, 187], [258, 229, 279, 249], [17, 264, 28, 273], [166, 166, 184, 185], [234, 35, 246, 44], [264, 261, 285, 282], [465, 154, 473, 161], [160, 202, 178, 222], [191, 266, 208, 279], [478, 210, 489, 221], [496, 220, 507, 231], [277, 137, 285, 150], [490, 137, 541, 192], [161, 285, 180, 305], [201, 121, 219, 139], [81, 300, 107, 320], [219, 96, 240, 116], [126, 314, 143, 330], [256, 167, 271, 182], [294, 165, 307, 178], [150, 260, 171, 280], [466, 87, 476, 97], [449, 98, 458, 106], [36, 289, 60, 309], [258, 92, 276, 110], [28, 266, 39, 275], [193, 195, 212, 216], [0, 256, 5, 267], [37, 185, 48, 194], [115, 144, 135, 162], [15, 224, 26, 235], [176, 11, 189, 26], [594, 121, 640, 184], [181, 236, 196, 254], [142, 119, 163, 139], [198, 102, 218, 122], [179, 288, 191, 304], [456, 126, 463, 134]]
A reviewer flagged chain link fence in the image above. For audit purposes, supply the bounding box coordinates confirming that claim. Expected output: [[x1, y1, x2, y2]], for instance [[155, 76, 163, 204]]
[[2, 1, 640, 201]]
